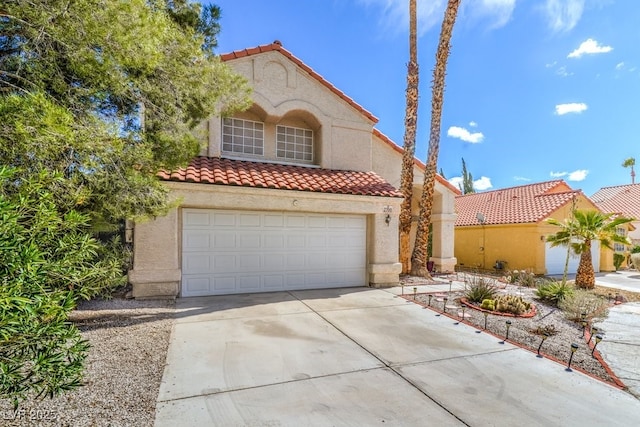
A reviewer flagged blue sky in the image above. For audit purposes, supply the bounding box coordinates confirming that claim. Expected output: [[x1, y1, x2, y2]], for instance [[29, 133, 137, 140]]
[[211, 0, 639, 196]]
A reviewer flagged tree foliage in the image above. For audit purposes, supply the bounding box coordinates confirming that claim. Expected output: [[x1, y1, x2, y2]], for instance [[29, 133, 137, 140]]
[[0, 0, 251, 405], [1, 0, 251, 223], [546, 210, 633, 289], [460, 157, 475, 194], [0, 167, 129, 406]]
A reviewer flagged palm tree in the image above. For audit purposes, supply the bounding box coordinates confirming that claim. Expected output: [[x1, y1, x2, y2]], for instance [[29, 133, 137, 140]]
[[622, 157, 636, 184], [410, 0, 461, 276], [546, 210, 633, 289], [399, 0, 419, 273]]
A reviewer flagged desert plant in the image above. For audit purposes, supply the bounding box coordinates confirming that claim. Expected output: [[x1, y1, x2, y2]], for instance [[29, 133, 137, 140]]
[[530, 324, 558, 337], [464, 275, 498, 303], [558, 290, 609, 322], [536, 280, 575, 303], [494, 294, 531, 315], [480, 299, 495, 311], [613, 253, 625, 271]]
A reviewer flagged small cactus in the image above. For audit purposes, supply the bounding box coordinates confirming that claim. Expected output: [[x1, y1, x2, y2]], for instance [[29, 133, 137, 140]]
[[480, 299, 495, 311], [494, 295, 531, 315]]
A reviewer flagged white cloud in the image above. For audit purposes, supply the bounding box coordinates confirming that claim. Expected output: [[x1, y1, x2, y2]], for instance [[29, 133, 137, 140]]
[[549, 170, 588, 181], [474, 176, 493, 191], [556, 66, 573, 77], [448, 176, 463, 189], [358, 0, 516, 35], [568, 169, 589, 181], [555, 102, 587, 115], [467, 0, 516, 29], [616, 62, 625, 70], [542, 0, 585, 32], [447, 126, 484, 143], [545, 61, 557, 68], [469, 121, 478, 127], [513, 176, 531, 182], [567, 38, 613, 58]]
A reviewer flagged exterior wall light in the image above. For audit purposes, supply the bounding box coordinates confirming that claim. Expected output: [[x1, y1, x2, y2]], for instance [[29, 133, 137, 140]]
[[385, 214, 391, 226]]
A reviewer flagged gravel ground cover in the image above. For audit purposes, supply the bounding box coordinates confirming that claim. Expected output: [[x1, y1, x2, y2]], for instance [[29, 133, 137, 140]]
[[0, 297, 175, 427], [400, 274, 622, 386]]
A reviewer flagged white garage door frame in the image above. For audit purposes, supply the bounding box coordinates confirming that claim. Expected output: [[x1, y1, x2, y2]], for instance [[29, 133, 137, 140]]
[[181, 208, 367, 296], [545, 241, 600, 275]]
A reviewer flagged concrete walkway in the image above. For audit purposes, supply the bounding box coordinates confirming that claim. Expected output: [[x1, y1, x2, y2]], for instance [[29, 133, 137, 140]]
[[155, 286, 640, 426]]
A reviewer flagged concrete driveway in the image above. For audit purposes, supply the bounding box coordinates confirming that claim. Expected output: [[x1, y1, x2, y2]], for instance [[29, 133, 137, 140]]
[[155, 287, 640, 426]]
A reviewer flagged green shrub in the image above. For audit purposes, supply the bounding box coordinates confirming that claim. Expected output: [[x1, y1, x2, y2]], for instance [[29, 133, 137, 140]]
[[494, 294, 531, 315], [536, 280, 575, 303], [506, 269, 537, 287], [613, 253, 625, 270], [0, 167, 127, 407], [631, 245, 640, 254], [464, 275, 498, 303], [558, 290, 609, 322]]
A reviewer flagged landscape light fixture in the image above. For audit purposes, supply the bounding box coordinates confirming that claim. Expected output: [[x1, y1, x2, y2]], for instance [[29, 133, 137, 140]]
[[592, 335, 603, 357], [536, 332, 550, 357], [443, 297, 448, 313], [483, 312, 489, 330], [413, 287, 417, 300], [504, 320, 512, 341], [566, 343, 579, 371], [427, 294, 433, 306], [461, 306, 466, 321], [581, 318, 588, 337], [591, 326, 599, 338]]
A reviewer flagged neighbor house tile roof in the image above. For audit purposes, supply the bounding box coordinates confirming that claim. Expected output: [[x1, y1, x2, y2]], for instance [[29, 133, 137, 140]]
[[372, 128, 461, 195], [220, 41, 378, 124], [591, 184, 640, 219], [455, 180, 583, 226], [159, 157, 402, 198]]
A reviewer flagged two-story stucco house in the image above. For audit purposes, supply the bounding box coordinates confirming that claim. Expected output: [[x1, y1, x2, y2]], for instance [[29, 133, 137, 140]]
[[128, 41, 457, 298]]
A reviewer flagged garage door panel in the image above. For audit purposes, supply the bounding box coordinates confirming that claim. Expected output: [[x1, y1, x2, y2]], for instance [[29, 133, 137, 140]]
[[213, 213, 236, 226], [183, 254, 211, 273], [183, 232, 210, 251], [239, 213, 261, 227], [214, 233, 236, 249], [286, 215, 306, 227], [184, 211, 210, 226], [239, 233, 261, 249], [182, 209, 366, 296], [238, 276, 261, 291]]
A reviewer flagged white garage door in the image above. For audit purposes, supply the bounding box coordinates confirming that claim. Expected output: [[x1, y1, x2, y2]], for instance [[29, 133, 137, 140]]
[[545, 241, 600, 275], [181, 209, 367, 296]]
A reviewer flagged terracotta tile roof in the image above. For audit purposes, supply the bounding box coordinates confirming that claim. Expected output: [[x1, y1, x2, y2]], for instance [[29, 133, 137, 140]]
[[455, 180, 584, 226], [591, 184, 640, 219], [220, 41, 378, 124], [159, 157, 402, 198], [372, 128, 461, 195]]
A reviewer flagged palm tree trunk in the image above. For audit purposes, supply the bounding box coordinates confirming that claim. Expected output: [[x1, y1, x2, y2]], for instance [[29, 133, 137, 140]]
[[575, 240, 595, 289], [399, 0, 419, 273], [410, 0, 461, 276]]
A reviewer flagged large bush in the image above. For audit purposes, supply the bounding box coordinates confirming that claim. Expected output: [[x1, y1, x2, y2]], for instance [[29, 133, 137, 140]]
[[0, 168, 126, 407]]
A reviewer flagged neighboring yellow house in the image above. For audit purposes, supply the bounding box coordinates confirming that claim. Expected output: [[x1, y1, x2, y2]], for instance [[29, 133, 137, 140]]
[[128, 41, 458, 298], [592, 184, 640, 268], [454, 180, 622, 275]]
